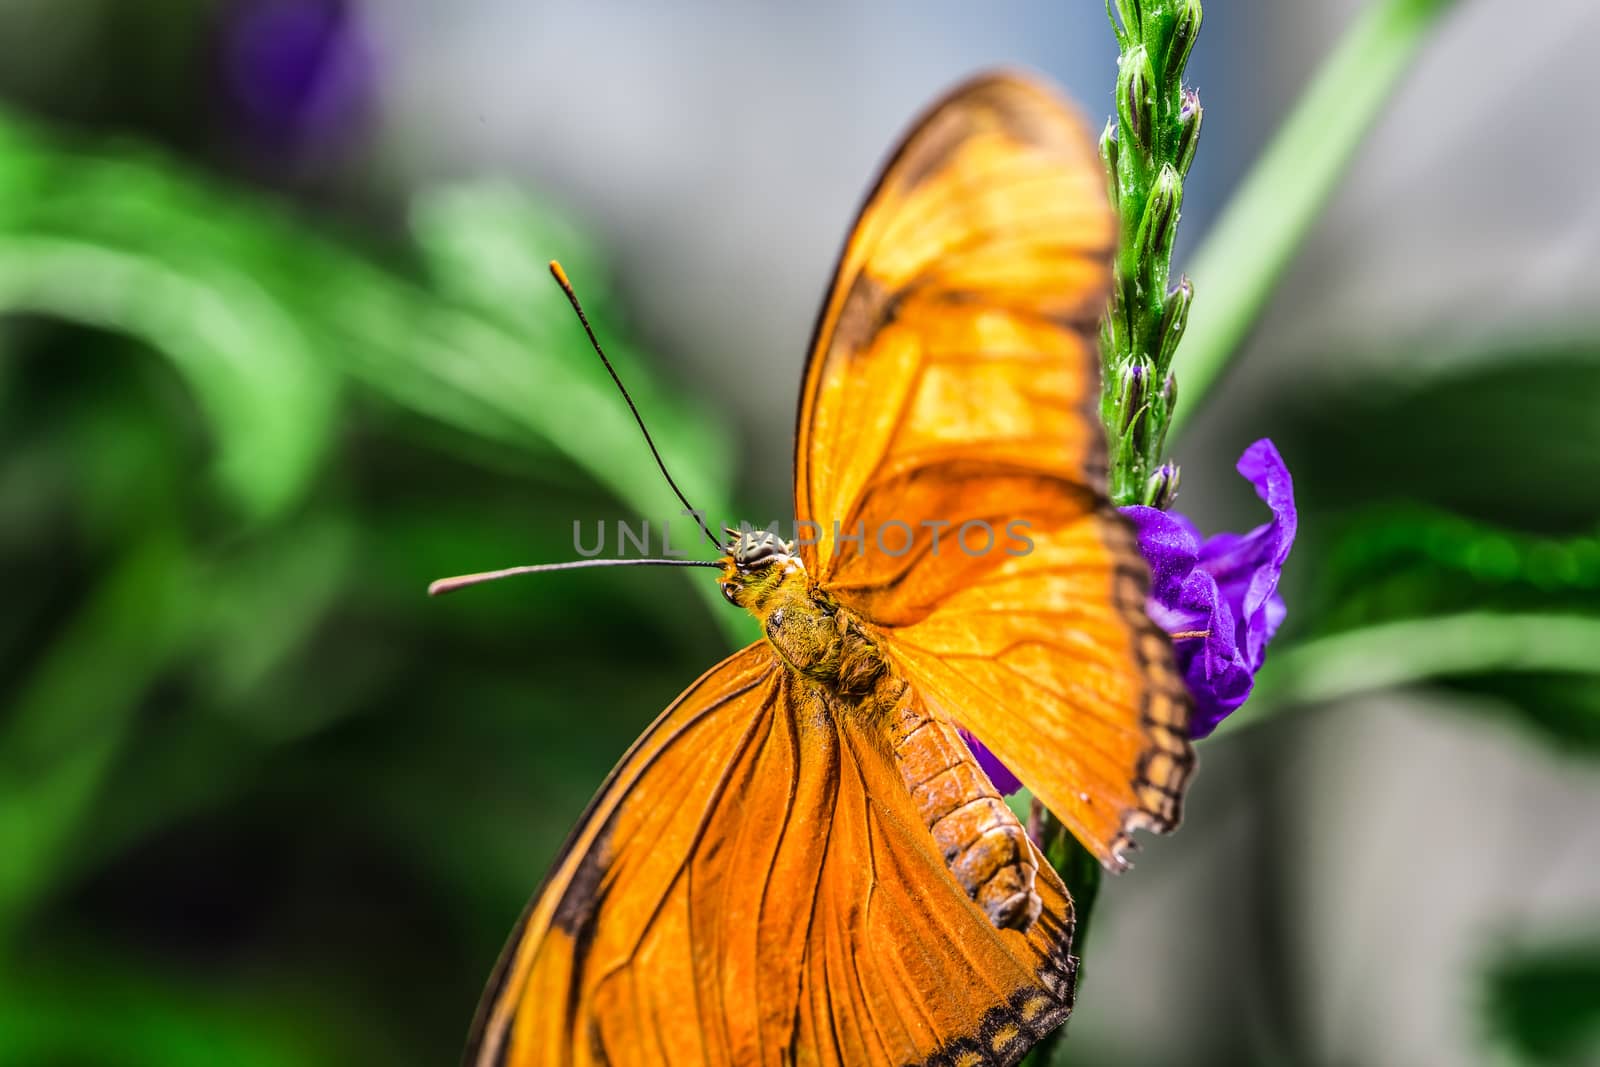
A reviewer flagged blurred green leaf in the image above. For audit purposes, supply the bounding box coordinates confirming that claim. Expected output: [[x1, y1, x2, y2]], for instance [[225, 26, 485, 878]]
[[410, 179, 600, 341], [0, 111, 734, 523], [0, 234, 339, 523], [1312, 506, 1600, 633], [0, 112, 341, 521], [1483, 942, 1600, 1066], [1267, 340, 1600, 531], [0, 948, 398, 1066], [1234, 613, 1600, 738], [1230, 504, 1600, 750], [0, 106, 747, 640], [1224, 335, 1600, 747], [0, 525, 191, 940]]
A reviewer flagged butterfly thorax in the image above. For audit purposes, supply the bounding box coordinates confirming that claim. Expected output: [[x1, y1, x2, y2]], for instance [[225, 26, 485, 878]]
[[719, 531, 890, 701], [720, 530, 1044, 931]]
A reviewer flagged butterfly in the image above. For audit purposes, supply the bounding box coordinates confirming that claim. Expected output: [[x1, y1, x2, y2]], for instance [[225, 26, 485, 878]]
[[452, 70, 1195, 1067]]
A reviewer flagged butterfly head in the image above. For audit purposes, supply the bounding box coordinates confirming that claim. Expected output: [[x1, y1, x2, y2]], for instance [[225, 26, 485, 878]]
[[719, 528, 804, 610]]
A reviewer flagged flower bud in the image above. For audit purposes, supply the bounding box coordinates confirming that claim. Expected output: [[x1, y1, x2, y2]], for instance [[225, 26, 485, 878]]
[[1157, 275, 1194, 371], [1176, 89, 1203, 176], [1110, 0, 1141, 43], [1147, 463, 1181, 510], [1165, 0, 1203, 84], [1117, 45, 1156, 152], [1099, 117, 1120, 209], [1134, 164, 1183, 279], [1119, 359, 1153, 432]]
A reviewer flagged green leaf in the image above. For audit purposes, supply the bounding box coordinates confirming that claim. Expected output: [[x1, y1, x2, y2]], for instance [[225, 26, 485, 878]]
[[0, 948, 399, 1066], [1267, 342, 1600, 531], [0, 106, 747, 643], [409, 179, 600, 341], [1483, 942, 1600, 1066], [1310, 505, 1600, 634], [0, 118, 341, 521], [0, 235, 339, 523], [1231, 613, 1600, 740], [0, 525, 193, 939], [1228, 505, 1600, 750]]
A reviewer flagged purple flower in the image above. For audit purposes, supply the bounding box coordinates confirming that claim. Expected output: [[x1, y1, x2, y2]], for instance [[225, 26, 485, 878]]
[[1122, 439, 1297, 738]]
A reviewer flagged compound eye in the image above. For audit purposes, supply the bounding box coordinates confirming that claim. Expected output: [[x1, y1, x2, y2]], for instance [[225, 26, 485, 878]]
[[720, 581, 742, 606]]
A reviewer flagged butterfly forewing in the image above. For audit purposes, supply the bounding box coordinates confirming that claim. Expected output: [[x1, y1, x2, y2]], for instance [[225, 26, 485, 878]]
[[795, 74, 1111, 578], [791, 73, 1195, 868]]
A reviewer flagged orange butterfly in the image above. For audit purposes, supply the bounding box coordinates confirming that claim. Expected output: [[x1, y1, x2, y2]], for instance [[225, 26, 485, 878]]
[[451, 71, 1194, 1067]]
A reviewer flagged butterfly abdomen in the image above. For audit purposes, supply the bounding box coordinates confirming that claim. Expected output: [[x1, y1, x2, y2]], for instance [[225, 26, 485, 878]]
[[886, 694, 1043, 932]]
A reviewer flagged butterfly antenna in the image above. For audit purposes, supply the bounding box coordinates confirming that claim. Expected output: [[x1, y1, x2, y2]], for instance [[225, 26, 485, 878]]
[[429, 557, 722, 596], [549, 261, 721, 551]]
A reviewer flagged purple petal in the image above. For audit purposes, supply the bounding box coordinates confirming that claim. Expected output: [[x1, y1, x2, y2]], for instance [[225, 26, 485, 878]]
[[1121, 439, 1297, 739], [958, 728, 1023, 796], [1122, 504, 1201, 606], [1197, 440, 1297, 670]]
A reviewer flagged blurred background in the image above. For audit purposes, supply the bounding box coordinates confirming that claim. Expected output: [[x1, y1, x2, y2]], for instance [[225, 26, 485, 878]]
[[1, 1, 1597, 1064]]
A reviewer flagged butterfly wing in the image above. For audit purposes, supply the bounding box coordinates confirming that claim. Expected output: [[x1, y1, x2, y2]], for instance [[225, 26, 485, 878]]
[[792, 71, 1194, 869], [467, 642, 1076, 1067], [797, 687, 1077, 1066]]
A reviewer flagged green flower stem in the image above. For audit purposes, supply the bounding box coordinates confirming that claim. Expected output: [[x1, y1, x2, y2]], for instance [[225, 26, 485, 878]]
[[1170, 0, 1460, 433], [1219, 613, 1600, 736]]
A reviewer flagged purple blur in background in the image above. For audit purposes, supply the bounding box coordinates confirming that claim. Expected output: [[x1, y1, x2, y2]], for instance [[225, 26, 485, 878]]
[[221, 0, 373, 150]]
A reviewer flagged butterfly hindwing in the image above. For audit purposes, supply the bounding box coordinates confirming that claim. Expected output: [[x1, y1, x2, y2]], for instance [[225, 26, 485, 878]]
[[792, 71, 1195, 868], [467, 643, 1076, 1066]]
